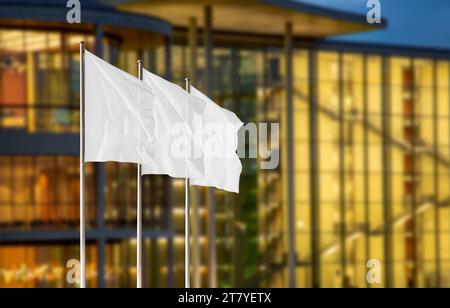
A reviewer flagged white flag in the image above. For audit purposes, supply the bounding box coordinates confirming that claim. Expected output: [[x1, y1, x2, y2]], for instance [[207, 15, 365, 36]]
[[141, 70, 206, 179], [84, 51, 156, 165], [190, 87, 243, 193]]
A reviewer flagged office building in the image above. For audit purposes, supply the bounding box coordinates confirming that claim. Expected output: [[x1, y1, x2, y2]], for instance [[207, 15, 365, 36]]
[[0, 0, 449, 288]]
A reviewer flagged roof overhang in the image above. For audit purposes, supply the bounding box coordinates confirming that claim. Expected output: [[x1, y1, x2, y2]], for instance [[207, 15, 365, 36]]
[[114, 0, 385, 38], [0, 0, 172, 48]]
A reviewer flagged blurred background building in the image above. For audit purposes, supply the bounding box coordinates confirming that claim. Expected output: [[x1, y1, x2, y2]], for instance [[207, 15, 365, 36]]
[[0, 0, 450, 288]]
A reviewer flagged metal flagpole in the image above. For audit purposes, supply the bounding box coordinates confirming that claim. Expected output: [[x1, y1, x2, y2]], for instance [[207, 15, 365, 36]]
[[137, 60, 144, 289], [79, 41, 86, 289], [185, 78, 191, 288]]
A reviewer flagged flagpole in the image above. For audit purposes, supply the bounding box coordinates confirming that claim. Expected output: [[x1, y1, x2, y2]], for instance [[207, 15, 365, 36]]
[[185, 78, 191, 289], [79, 41, 86, 289], [137, 60, 144, 289]]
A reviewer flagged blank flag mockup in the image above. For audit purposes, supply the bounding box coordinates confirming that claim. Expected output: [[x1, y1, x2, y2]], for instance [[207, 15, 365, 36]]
[[141, 70, 206, 179], [84, 51, 156, 165], [189, 86, 243, 193], [84, 52, 242, 192]]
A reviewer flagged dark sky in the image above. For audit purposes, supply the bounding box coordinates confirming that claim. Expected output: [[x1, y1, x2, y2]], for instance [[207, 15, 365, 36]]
[[298, 0, 450, 49]]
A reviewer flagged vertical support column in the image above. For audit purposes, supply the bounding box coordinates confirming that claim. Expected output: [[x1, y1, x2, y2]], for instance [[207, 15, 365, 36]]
[[338, 52, 347, 287], [409, 57, 418, 288], [61, 33, 70, 116], [362, 54, 371, 288], [165, 35, 175, 288], [94, 23, 106, 289], [381, 56, 393, 288], [309, 49, 320, 288], [230, 47, 241, 287], [188, 16, 202, 289], [189, 17, 198, 85], [432, 60, 441, 288], [95, 24, 104, 58], [204, 5, 217, 288], [284, 22, 297, 288], [448, 61, 450, 290], [95, 165, 106, 289]]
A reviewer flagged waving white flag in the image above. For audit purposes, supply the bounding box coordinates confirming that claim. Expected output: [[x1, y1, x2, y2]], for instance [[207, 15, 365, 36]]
[[190, 87, 243, 193], [84, 51, 156, 165], [141, 70, 206, 179]]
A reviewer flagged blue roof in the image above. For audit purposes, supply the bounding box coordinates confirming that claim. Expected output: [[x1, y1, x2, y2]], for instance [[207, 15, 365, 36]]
[[259, 0, 386, 27], [297, 0, 450, 50]]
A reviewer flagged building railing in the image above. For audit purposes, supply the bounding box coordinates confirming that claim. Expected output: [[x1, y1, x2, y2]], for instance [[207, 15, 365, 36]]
[[0, 202, 170, 231], [0, 105, 80, 134]]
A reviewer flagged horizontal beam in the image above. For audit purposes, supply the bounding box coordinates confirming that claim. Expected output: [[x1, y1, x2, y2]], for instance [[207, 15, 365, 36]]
[[315, 40, 450, 60], [0, 132, 79, 156], [172, 27, 450, 59], [0, 3, 172, 36], [0, 229, 174, 243]]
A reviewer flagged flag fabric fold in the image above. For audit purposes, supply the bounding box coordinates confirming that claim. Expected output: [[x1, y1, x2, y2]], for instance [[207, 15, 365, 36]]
[[141, 70, 206, 179], [189, 86, 244, 193], [85, 51, 156, 165]]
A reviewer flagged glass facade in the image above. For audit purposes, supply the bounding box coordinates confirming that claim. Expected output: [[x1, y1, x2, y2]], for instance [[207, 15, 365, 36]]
[[2, 24, 450, 288], [0, 29, 121, 133], [0, 156, 95, 229], [300, 52, 450, 288]]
